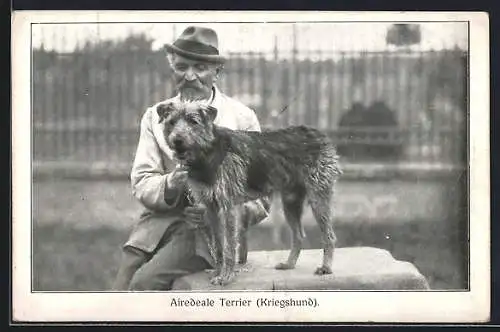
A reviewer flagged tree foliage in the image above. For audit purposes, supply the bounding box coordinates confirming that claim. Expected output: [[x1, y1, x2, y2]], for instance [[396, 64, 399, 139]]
[[386, 24, 422, 47]]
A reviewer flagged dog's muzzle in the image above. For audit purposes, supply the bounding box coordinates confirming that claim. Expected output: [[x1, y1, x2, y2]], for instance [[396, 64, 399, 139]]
[[172, 138, 188, 159]]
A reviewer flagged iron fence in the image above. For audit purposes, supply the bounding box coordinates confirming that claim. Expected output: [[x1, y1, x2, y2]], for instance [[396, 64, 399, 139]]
[[32, 45, 467, 177]]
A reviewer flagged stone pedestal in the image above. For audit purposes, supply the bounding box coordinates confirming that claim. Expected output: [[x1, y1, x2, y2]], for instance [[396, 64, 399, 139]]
[[172, 247, 430, 291]]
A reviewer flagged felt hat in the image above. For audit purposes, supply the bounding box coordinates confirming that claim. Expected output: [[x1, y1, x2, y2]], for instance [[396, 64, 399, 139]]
[[164, 26, 226, 63]]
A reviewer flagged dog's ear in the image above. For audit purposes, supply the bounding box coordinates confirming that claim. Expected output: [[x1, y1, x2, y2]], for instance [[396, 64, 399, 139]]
[[203, 105, 218, 123], [157, 102, 175, 123]]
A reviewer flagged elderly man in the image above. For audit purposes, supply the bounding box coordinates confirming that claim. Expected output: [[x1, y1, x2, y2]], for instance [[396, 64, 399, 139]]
[[112, 26, 270, 291]]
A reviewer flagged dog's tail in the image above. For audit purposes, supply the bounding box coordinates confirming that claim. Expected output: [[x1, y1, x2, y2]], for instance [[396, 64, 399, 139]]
[[321, 142, 343, 177]]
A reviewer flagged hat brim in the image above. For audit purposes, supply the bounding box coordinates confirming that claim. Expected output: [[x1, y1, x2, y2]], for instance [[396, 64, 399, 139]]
[[164, 43, 226, 64]]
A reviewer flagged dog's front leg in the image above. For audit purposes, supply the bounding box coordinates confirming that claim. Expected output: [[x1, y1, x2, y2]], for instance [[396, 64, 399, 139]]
[[210, 207, 237, 286], [203, 204, 223, 278]]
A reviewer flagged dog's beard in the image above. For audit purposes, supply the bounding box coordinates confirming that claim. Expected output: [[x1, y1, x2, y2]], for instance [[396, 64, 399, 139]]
[[175, 150, 188, 161], [171, 144, 188, 160], [173, 146, 196, 166]]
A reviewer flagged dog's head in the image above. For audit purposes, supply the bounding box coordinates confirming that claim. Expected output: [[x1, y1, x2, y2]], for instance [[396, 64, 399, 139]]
[[156, 101, 218, 164]]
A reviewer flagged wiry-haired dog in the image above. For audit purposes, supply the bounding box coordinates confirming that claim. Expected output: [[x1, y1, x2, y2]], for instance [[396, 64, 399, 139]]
[[157, 100, 342, 286]]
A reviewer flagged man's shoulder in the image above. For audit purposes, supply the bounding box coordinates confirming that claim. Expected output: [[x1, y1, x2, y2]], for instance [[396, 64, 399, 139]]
[[219, 92, 257, 117], [218, 92, 261, 130]]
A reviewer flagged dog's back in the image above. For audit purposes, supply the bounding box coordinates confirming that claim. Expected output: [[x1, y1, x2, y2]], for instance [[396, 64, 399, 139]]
[[207, 124, 342, 276], [215, 125, 342, 196]]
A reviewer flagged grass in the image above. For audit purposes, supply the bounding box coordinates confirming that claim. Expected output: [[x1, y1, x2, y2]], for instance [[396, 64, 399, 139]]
[[32, 220, 466, 291], [32, 179, 467, 291], [33, 224, 127, 291]]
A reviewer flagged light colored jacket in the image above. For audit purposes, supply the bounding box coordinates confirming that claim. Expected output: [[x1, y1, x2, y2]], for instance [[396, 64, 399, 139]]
[[125, 86, 267, 261]]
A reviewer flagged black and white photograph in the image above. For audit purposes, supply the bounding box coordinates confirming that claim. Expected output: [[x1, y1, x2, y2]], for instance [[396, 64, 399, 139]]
[[12, 11, 489, 323]]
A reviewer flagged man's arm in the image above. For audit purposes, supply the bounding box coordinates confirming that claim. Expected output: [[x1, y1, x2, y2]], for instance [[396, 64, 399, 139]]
[[243, 107, 262, 132], [130, 108, 186, 211]]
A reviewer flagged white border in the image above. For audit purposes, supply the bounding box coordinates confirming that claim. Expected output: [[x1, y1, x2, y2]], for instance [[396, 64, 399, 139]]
[[12, 11, 490, 323]]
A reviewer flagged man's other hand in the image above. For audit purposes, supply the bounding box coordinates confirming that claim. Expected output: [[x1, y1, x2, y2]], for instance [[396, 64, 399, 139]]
[[184, 205, 207, 230]]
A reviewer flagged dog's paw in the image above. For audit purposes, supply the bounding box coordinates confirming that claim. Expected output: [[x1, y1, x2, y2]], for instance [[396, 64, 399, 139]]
[[235, 264, 251, 273], [275, 262, 295, 270], [210, 272, 235, 286], [205, 269, 220, 278], [207, 265, 221, 281], [314, 265, 333, 275], [210, 275, 222, 285]]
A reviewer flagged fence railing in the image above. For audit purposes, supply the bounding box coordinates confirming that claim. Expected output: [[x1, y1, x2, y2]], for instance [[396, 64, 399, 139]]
[[32, 47, 467, 177]]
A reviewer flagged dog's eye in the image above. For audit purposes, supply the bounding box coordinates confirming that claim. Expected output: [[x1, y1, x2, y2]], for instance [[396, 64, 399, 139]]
[[168, 118, 176, 126], [186, 116, 200, 125]]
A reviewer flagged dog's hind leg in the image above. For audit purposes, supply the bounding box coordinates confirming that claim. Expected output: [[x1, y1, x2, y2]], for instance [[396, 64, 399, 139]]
[[275, 186, 307, 270], [308, 187, 336, 275], [237, 229, 248, 265]]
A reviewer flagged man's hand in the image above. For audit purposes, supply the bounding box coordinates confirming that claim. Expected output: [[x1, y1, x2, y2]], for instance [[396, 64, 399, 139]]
[[164, 167, 189, 206], [243, 198, 270, 228], [167, 167, 188, 189], [184, 204, 207, 230]]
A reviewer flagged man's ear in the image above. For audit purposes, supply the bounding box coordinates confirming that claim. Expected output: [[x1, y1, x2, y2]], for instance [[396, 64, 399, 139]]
[[157, 102, 175, 123], [213, 66, 223, 82], [204, 105, 218, 123]]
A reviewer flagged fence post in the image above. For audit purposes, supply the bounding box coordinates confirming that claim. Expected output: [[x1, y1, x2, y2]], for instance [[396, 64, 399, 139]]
[[268, 36, 280, 128], [336, 51, 347, 129], [314, 51, 323, 128], [248, 51, 256, 117], [325, 56, 334, 130], [259, 53, 268, 125], [33, 48, 46, 161], [52, 29, 62, 163]]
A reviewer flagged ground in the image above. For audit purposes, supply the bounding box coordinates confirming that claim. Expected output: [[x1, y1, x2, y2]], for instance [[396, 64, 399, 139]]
[[31, 179, 467, 291]]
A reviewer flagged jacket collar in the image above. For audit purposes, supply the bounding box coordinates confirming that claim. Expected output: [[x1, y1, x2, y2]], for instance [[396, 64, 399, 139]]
[[210, 85, 224, 110]]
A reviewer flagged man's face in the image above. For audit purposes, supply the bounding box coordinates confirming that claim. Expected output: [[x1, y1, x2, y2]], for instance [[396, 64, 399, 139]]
[[170, 54, 221, 101]]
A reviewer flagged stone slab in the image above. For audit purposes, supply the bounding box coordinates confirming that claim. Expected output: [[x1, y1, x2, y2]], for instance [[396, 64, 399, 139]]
[[172, 247, 430, 291]]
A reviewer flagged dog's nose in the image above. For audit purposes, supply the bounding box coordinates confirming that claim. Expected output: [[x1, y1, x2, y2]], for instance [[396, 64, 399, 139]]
[[173, 137, 184, 147]]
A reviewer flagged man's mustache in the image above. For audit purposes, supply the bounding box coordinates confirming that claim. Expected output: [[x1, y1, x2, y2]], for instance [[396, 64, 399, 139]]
[[178, 81, 203, 90]]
